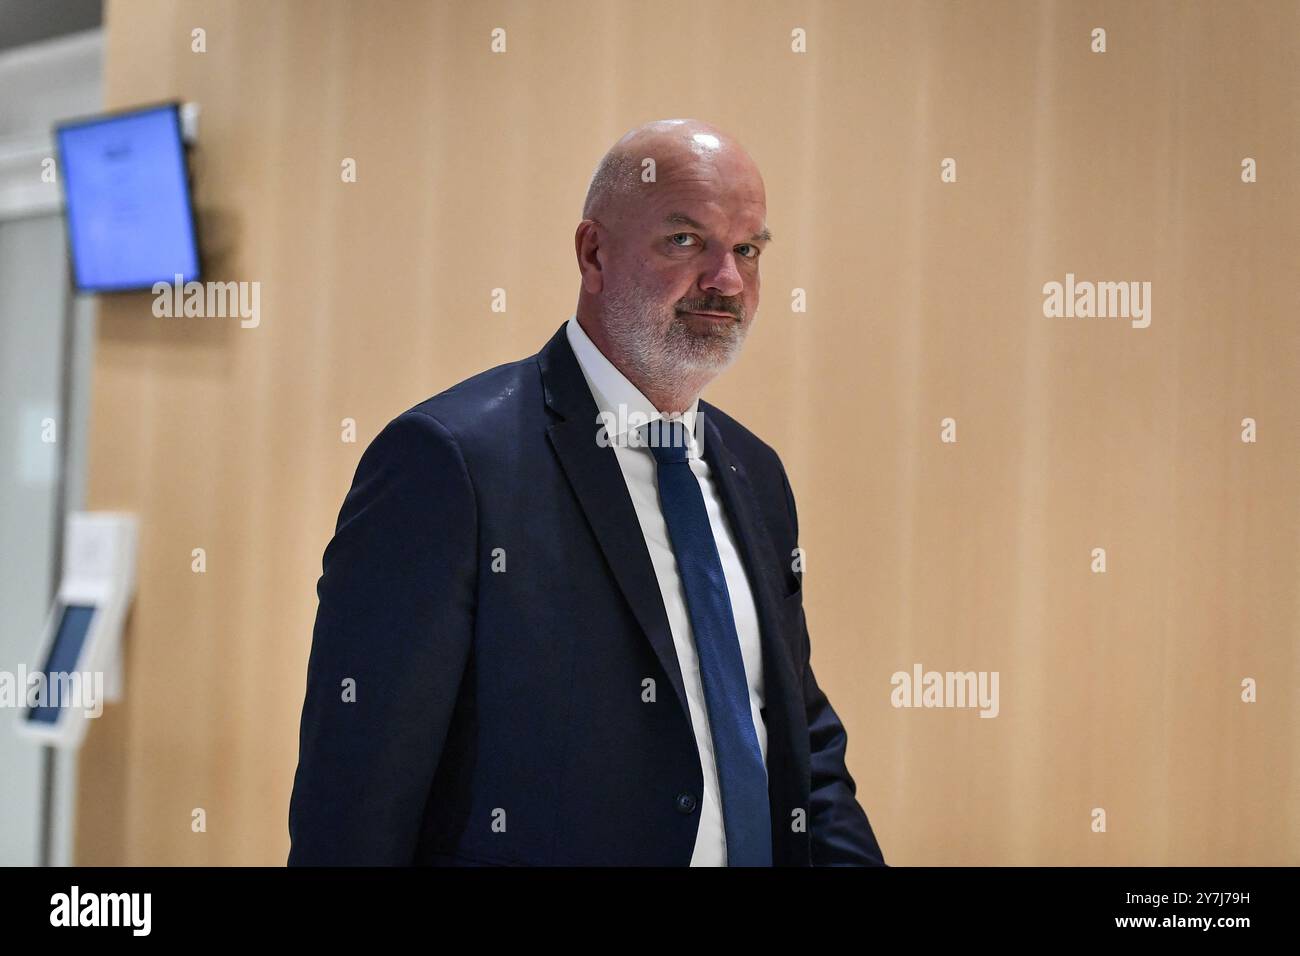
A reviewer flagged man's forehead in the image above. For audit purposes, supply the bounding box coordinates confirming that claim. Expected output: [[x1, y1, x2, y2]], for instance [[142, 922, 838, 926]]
[[639, 175, 767, 228], [644, 199, 770, 239]]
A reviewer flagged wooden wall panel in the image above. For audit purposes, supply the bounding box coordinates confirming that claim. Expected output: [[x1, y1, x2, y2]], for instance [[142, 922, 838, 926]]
[[78, 0, 1300, 865]]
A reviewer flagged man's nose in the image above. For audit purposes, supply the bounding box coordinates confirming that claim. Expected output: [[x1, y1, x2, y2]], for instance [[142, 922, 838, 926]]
[[699, 250, 744, 298]]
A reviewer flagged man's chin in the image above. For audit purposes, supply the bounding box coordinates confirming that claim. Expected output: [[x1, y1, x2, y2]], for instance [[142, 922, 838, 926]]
[[671, 333, 745, 373]]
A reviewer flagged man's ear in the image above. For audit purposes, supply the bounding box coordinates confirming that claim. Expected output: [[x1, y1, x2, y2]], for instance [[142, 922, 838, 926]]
[[575, 220, 604, 294]]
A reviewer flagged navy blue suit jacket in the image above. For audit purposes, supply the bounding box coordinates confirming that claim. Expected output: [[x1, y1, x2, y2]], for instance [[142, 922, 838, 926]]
[[288, 321, 886, 866]]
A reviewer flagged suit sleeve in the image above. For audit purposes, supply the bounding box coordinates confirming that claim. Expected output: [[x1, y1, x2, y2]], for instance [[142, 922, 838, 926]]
[[288, 409, 477, 865], [780, 468, 887, 866]]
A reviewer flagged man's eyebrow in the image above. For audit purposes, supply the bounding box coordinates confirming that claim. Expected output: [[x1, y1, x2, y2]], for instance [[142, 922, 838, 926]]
[[663, 211, 773, 244], [664, 212, 705, 231]]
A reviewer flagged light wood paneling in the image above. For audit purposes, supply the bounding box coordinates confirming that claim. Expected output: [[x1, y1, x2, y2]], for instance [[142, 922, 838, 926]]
[[78, 0, 1300, 865]]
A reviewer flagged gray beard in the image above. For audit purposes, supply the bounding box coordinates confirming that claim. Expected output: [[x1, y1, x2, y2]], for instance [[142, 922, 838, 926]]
[[600, 282, 748, 400]]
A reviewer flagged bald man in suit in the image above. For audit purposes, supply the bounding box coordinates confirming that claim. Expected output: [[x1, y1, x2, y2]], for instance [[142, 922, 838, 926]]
[[288, 119, 886, 866]]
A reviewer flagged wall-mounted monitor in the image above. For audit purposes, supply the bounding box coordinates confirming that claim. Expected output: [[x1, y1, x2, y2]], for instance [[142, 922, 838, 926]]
[[55, 102, 201, 293]]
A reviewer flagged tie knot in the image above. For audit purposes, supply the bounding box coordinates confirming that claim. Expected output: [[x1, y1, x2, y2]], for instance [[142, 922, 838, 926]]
[[641, 419, 691, 465]]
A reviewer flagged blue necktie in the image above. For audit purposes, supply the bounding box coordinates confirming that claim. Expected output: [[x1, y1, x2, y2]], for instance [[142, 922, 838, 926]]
[[642, 418, 772, 866]]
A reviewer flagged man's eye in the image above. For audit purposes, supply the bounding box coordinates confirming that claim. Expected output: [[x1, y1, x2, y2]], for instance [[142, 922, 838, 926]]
[[668, 233, 697, 247], [736, 244, 759, 259]]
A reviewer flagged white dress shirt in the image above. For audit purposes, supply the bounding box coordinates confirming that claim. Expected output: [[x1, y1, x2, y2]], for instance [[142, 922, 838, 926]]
[[565, 314, 768, 866]]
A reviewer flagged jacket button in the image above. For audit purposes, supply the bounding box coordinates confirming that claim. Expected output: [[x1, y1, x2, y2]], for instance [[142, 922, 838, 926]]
[[675, 792, 697, 814]]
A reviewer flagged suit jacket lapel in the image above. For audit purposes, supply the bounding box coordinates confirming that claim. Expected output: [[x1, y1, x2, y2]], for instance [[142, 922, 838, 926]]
[[537, 324, 693, 724]]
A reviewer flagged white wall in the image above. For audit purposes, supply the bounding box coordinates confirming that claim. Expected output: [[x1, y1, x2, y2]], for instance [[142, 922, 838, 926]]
[[0, 28, 101, 867]]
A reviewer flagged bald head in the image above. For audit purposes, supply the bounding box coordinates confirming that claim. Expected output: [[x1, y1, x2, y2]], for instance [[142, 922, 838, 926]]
[[582, 119, 763, 226]]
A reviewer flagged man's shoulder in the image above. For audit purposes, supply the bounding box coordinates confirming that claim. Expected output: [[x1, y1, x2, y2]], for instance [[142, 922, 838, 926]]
[[398, 351, 544, 436], [349, 349, 546, 479], [699, 399, 786, 477]]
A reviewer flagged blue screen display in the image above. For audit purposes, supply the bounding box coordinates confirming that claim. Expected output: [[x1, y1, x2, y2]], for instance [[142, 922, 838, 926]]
[[57, 104, 200, 292], [26, 604, 96, 724]]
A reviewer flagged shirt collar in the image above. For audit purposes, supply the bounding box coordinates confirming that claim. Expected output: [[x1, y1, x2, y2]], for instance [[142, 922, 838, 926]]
[[565, 314, 701, 459]]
